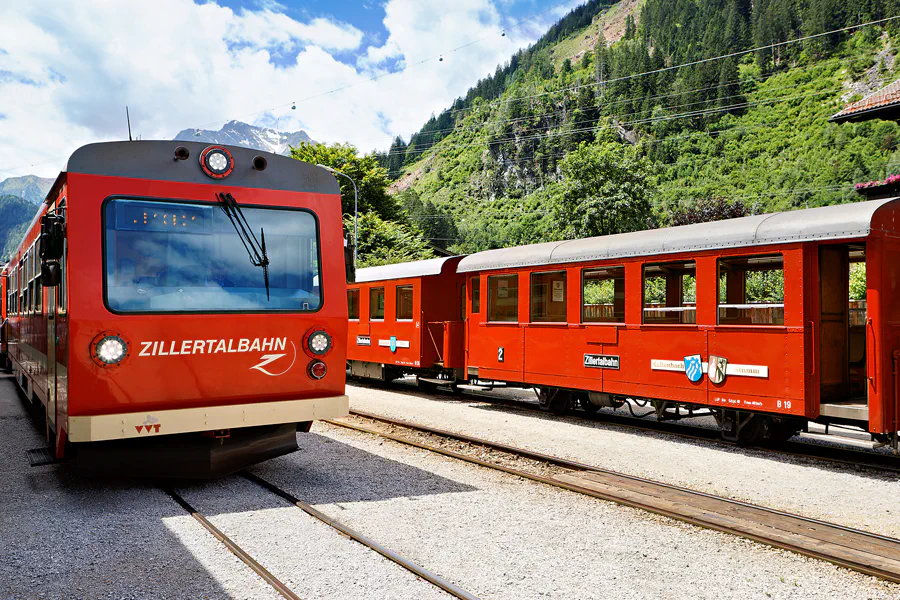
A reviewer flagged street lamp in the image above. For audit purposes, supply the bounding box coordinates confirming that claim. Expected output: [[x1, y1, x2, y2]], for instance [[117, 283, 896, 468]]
[[317, 164, 358, 267]]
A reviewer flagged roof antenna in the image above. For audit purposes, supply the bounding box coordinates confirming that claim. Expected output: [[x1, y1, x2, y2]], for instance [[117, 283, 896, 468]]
[[126, 106, 133, 142]]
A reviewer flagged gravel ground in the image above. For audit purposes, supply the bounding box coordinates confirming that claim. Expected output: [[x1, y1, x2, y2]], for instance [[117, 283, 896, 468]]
[[0, 373, 281, 600], [174, 476, 457, 600], [255, 422, 900, 600], [347, 381, 900, 538]]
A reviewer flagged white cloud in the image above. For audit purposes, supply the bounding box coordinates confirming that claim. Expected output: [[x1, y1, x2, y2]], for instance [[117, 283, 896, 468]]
[[0, 0, 575, 178]]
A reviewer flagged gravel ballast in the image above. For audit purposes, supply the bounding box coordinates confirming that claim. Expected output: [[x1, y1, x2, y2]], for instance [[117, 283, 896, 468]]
[[175, 476, 458, 600], [255, 422, 900, 600], [346, 382, 900, 538], [0, 374, 282, 600]]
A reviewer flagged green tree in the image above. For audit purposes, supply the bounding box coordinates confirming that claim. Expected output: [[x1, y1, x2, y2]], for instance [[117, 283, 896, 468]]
[[348, 212, 434, 268], [290, 142, 402, 222], [550, 138, 654, 239]]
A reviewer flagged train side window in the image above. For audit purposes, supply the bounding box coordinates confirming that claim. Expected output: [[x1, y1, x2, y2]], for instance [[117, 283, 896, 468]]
[[530, 271, 566, 322], [582, 266, 625, 323], [643, 261, 696, 324], [487, 274, 518, 322], [471, 277, 481, 314], [369, 287, 385, 320], [396, 285, 413, 321], [718, 255, 784, 326], [347, 289, 359, 320]]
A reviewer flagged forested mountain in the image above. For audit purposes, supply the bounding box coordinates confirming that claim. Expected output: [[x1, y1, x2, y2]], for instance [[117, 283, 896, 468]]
[[0, 175, 54, 205], [0, 194, 38, 261], [384, 0, 900, 253]]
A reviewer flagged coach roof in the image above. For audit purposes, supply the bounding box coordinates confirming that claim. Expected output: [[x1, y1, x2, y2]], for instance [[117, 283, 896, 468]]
[[355, 256, 462, 283], [66, 141, 339, 195], [457, 198, 898, 273]]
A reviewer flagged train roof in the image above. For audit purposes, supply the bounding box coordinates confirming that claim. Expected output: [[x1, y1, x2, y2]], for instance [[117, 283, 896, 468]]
[[457, 198, 898, 273], [67, 141, 339, 195], [355, 256, 462, 283]]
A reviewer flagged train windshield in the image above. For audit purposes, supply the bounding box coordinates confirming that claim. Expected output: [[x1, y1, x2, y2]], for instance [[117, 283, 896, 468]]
[[104, 198, 320, 313]]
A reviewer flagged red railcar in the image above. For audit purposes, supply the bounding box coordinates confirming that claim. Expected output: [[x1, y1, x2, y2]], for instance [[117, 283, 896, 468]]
[[460, 199, 900, 447], [1, 141, 349, 477], [349, 199, 900, 449], [346, 257, 465, 386]]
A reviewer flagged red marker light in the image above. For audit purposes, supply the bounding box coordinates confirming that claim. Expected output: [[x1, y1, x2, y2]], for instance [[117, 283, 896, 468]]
[[308, 360, 327, 380]]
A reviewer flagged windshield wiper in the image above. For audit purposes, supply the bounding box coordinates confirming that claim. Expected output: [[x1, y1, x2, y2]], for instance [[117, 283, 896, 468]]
[[216, 192, 270, 300]]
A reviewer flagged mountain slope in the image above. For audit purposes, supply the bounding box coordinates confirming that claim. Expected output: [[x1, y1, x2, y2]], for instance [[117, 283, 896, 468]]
[[0, 175, 55, 205], [0, 194, 38, 261], [393, 0, 900, 252], [174, 120, 313, 156]]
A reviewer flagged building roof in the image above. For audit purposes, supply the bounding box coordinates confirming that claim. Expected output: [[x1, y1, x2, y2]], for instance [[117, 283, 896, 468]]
[[457, 198, 897, 273], [830, 80, 900, 123], [355, 256, 463, 283]]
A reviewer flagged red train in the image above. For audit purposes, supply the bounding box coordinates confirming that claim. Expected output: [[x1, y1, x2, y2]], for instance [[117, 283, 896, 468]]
[[348, 199, 900, 449], [1, 141, 349, 477]]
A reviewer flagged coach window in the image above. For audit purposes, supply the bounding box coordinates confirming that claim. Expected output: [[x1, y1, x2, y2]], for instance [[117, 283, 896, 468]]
[[488, 274, 518, 322], [531, 271, 566, 322], [370, 287, 385, 320], [347, 289, 359, 320], [471, 277, 481, 313], [718, 255, 784, 326], [643, 261, 696, 324], [582, 266, 625, 323], [396, 285, 413, 321]]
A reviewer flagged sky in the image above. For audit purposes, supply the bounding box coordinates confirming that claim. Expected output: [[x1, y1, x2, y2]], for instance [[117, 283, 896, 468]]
[[0, 0, 582, 178]]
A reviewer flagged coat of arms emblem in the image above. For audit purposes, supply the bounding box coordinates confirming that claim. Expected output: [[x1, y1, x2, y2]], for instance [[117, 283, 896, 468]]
[[708, 355, 728, 384], [684, 354, 704, 382], [389, 336, 397, 353]]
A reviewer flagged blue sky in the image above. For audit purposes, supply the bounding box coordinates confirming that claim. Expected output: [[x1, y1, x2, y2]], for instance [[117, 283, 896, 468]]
[[0, 0, 581, 177]]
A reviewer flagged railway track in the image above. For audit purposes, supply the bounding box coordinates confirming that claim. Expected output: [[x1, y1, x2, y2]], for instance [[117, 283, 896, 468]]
[[166, 477, 480, 600], [349, 379, 900, 475], [326, 411, 900, 585]]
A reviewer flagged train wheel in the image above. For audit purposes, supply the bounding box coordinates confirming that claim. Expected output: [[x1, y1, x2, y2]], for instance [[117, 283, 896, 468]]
[[763, 417, 801, 446], [538, 387, 571, 415], [718, 410, 765, 446], [577, 393, 600, 414]]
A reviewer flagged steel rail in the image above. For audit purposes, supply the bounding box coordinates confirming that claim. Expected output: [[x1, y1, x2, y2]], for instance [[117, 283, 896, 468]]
[[164, 488, 302, 600], [241, 472, 482, 600], [325, 414, 900, 584]]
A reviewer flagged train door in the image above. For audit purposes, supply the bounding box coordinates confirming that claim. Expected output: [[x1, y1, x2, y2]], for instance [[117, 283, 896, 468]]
[[818, 244, 868, 422]]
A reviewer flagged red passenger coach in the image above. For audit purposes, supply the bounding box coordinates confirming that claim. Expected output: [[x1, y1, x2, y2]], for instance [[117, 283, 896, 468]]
[[458, 199, 900, 448], [1, 141, 349, 477], [347, 257, 465, 386]]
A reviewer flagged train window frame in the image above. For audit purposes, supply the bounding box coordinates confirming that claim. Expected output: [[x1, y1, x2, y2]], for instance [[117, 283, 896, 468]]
[[471, 276, 481, 314], [347, 288, 360, 320], [642, 260, 697, 325], [487, 274, 519, 323], [582, 266, 625, 324], [57, 202, 67, 314], [530, 270, 567, 323], [100, 195, 325, 315], [369, 287, 385, 321], [396, 285, 414, 321], [717, 254, 785, 326]]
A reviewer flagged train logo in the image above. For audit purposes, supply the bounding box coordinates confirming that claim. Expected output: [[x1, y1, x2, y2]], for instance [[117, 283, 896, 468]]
[[708, 355, 728, 384], [390, 336, 398, 353], [684, 355, 704, 382], [250, 341, 297, 377]]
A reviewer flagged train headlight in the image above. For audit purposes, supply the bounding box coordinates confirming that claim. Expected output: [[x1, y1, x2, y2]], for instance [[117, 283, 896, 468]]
[[199, 145, 235, 179], [304, 328, 332, 357], [95, 335, 128, 365], [308, 360, 327, 380]]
